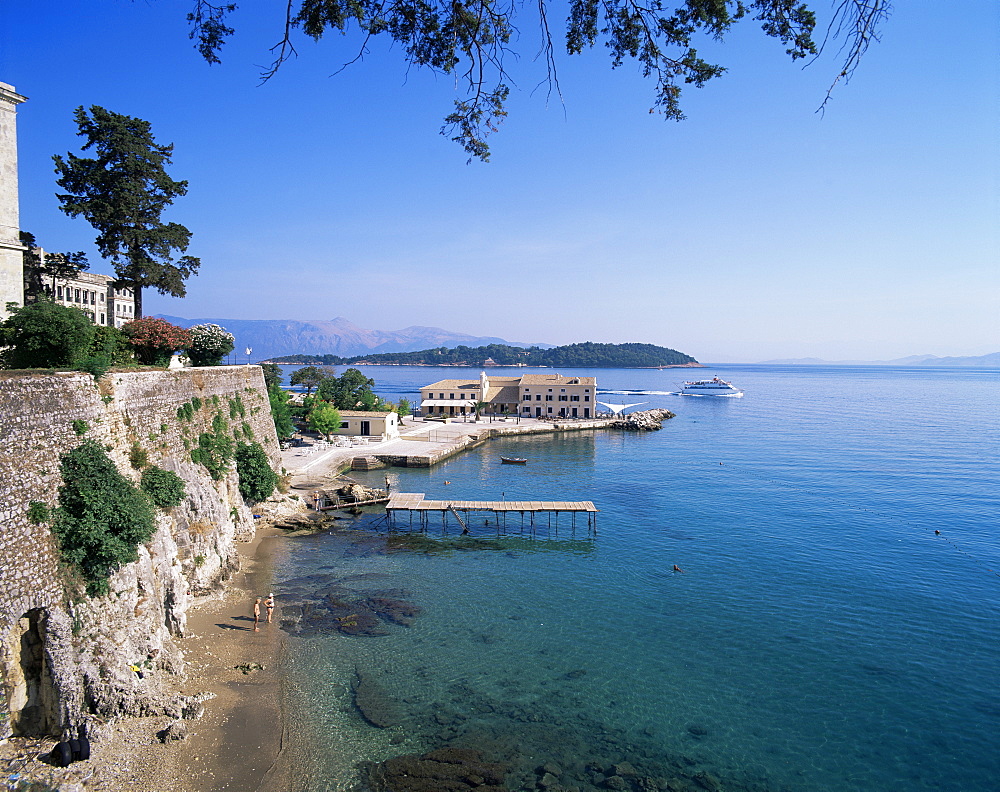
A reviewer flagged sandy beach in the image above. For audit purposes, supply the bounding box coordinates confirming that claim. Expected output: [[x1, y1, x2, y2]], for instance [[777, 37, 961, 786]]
[[0, 523, 296, 792]]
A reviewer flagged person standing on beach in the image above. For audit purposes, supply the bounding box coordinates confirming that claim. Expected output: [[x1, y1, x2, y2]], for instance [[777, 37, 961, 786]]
[[253, 597, 262, 632], [265, 593, 275, 624]]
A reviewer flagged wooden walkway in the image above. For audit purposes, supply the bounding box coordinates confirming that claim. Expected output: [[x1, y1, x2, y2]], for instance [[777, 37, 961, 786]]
[[386, 493, 598, 535]]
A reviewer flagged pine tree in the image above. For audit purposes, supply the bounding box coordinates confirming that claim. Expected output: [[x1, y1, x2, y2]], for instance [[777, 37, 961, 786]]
[[53, 106, 200, 317]]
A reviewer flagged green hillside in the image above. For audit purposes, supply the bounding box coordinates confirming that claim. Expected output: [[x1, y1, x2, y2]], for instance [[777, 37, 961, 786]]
[[266, 342, 699, 368]]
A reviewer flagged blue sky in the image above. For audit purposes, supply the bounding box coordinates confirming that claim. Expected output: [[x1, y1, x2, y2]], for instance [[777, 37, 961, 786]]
[[3, 1, 997, 362]]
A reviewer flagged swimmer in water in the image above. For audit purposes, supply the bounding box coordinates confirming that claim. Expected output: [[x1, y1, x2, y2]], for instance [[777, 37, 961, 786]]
[[672, 565, 685, 573]]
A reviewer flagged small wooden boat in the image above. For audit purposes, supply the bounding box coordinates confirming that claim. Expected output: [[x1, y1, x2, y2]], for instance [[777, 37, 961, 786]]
[[500, 456, 527, 465]]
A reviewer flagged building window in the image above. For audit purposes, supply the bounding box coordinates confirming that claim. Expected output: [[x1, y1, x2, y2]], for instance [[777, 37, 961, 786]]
[[340, 422, 349, 429], [535, 395, 541, 401], [545, 395, 553, 401], [571, 395, 580, 401], [100, 294, 105, 303], [74, 289, 81, 302], [558, 395, 568, 401], [523, 406, 530, 413], [560, 388, 566, 392], [547, 407, 552, 414], [57, 286, 63, 299], [585, 396, 590, 401], [100, 313, 105, 324]]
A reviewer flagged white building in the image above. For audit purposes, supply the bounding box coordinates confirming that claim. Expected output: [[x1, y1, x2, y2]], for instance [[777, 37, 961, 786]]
[[45, 267, 135, 328], [420, 371, 597, 419], [335, 410, 399, 441], [0, 82, 27, 320]]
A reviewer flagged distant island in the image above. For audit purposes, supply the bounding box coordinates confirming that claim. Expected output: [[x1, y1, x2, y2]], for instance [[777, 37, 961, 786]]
[[264, 342, 702, 369]]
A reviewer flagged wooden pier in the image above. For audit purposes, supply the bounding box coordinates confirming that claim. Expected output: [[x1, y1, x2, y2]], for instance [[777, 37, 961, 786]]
[[386, 493, 598, 535]]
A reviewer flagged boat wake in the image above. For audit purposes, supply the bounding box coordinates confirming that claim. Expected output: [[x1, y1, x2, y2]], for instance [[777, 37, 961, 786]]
[[599, 389, 679, 396], [598, 389, 743, 398]]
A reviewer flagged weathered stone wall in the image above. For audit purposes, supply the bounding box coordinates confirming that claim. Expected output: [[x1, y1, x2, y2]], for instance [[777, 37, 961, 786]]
[[0, 366, 280, 739]]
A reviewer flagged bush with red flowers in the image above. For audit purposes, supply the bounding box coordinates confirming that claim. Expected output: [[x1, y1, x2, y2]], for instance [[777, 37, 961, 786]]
[[122, 318, 193, 366]]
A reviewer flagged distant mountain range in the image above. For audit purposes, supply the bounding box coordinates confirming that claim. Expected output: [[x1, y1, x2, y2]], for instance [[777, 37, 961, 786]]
[[758, 352, 1000, 367], [155, 316, 550, 362]]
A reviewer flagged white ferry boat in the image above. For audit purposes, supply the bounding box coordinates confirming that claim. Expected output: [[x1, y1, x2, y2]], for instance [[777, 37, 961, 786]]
[[680, 377, 743, 397]]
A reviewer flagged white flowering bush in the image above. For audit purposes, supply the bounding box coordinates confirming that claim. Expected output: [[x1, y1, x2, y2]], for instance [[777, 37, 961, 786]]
[[186, 324, 235, 366]]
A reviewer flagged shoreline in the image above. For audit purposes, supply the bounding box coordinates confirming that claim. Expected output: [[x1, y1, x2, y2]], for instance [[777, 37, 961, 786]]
[[0, 411, 672, 791], [0, 524, 293, 792]]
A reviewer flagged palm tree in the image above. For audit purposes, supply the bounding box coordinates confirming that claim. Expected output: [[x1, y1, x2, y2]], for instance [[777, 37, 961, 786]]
[[473, 400, 489, 421]]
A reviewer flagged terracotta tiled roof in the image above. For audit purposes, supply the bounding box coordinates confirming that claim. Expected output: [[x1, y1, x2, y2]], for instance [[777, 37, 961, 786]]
[[486, 385, 521, 403], [518, 374, 597, 386], [420, 379, 481, 390]]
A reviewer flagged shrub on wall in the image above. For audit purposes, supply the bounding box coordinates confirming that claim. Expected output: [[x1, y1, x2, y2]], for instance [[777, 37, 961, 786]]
[[185, 324, 235, 367], [122, 317, 192, 366], [27, 501, 50, 525], [129, 442, 149, 469], [140, 466, 186, 508], [191, 413, 234, 480], [235, 442, 278, 502], [0, 301, 96, 369], [53, 439, 157, 597]]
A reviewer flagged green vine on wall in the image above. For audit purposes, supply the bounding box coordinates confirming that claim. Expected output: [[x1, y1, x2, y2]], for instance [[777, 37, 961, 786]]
[[190, 412, 234, 480]]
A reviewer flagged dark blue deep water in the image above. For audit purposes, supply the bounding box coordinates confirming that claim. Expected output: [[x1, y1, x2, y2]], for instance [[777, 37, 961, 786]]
[[273, 365, 1000, 791]]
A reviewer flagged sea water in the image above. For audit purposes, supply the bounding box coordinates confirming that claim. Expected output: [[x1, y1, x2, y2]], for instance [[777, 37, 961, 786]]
[[272, 364, 1000, 791]]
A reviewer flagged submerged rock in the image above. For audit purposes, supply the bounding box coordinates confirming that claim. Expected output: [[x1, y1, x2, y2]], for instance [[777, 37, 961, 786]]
[[364, 746, 508, 791], [353, 671, 402, 729], [365, 596, 423, 626]]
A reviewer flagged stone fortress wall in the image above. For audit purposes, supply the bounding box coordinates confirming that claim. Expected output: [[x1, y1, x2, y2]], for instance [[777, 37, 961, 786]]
[[0, 366, 280, 739]]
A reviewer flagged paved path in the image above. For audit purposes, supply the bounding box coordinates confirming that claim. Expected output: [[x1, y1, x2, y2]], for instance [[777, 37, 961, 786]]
[[281, 416, 568, 481]]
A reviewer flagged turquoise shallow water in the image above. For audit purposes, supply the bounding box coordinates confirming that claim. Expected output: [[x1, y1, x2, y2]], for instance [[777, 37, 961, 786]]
[[273, 364, 1000, 791]]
